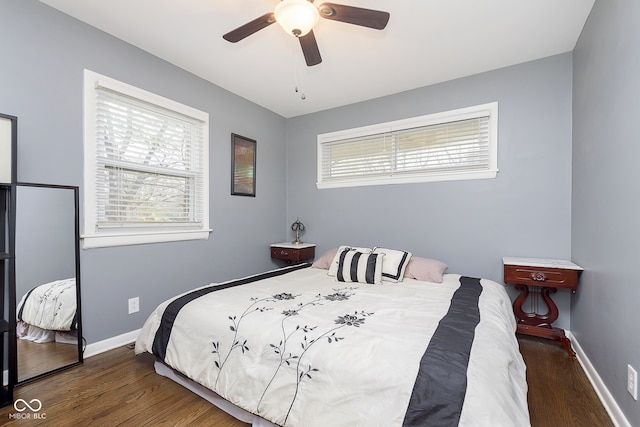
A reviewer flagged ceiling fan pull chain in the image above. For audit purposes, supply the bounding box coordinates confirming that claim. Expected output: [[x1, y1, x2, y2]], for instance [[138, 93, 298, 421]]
[[294, 60, 307, 100]]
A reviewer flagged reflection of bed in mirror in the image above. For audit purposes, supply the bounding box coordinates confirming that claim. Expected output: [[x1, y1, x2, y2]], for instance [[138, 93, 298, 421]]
[[14, 183, 82, 384], [17, 277, 78, 344]]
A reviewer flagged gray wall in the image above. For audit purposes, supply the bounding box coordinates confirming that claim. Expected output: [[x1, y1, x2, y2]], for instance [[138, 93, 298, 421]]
[[15, 185, 76, 293], [0, 0, 289, 343], [572, 0, 640, 423], [286, 54, 574, 328]]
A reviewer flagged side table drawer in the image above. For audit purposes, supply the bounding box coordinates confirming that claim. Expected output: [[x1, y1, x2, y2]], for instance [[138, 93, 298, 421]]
[[504, 265, 579, 291], [271, 246, 315, 263], [271, 247, 295, 261]]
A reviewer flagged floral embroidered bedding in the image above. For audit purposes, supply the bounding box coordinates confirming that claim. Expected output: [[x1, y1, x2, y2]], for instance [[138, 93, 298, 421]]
[[135, 264, 529, 427], [17, 278, 77, 332]]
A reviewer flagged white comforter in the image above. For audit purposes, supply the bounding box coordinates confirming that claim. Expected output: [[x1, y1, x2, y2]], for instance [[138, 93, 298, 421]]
[[17, 278, 77, 331], [136, 266, 529, 427]]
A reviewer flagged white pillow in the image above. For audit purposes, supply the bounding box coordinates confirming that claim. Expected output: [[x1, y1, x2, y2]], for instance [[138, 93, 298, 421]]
[[334, 249, 385, 285], [327, 245, 372, 276], [373, 247, 413, 282]]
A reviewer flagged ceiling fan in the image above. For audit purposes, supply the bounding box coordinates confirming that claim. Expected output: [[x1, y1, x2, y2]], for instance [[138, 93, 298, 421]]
[[223, 0, 390, 67]]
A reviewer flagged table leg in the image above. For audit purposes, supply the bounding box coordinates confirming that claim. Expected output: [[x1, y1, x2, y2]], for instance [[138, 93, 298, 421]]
[[512, 284, 575, 356]]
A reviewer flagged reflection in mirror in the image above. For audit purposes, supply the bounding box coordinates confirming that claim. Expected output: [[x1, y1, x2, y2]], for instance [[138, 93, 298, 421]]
[[14, 183, 82, 383]]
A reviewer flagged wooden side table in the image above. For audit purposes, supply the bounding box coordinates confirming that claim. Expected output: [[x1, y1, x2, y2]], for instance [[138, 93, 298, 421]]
[[270, 243, 315, 264], [503, 257, 583, 356]]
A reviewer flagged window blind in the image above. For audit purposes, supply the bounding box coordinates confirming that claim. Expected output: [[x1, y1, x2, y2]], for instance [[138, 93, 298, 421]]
[[94, 87, 206, 229], [318, 103, 496, 188]]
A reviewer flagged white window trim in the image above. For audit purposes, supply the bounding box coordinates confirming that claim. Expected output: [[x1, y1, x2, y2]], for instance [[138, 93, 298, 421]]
[[82, 69, 211, 248], [316, 102, 498, 189]]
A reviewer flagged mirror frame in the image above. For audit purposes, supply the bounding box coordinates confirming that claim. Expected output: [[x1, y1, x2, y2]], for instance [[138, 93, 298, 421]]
[[14, 182, 83, 386]]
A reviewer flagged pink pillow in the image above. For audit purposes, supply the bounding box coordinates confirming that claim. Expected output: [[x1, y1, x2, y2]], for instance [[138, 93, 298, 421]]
[[404, 257, 448, 283], [311, 247, 339, 269]]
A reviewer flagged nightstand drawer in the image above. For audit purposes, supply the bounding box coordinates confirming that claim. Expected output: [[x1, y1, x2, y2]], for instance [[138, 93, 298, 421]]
[[504, 265, 579, 291], [270, 245, 315, 263]]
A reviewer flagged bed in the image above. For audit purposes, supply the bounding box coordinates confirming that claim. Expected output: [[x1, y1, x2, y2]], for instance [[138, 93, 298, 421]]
[[135, 247, 530, 427], [16, 278, 79, 344]]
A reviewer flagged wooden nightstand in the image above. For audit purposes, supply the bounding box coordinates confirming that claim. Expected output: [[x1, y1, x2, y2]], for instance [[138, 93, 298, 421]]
[[270, 243, 316, 264], [503, 257, 583, 356]]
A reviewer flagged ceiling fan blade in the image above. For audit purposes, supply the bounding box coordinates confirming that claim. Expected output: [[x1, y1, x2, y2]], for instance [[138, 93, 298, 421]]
[[223, 13, 275, 43], [299, 30, 322, 66], [318, 3, 389, 30]]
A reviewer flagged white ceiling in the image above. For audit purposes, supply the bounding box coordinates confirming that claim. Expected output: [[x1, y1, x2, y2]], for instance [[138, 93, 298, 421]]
[[38, 0, 594, 118]]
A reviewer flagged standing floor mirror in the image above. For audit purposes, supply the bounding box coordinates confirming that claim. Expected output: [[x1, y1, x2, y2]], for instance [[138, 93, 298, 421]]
[[14, 183, 82, 384]]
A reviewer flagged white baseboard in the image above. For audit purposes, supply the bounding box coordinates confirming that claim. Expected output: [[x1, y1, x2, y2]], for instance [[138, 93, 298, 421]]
[[566, 330, 632, 427], [83, 329, 141, 359]]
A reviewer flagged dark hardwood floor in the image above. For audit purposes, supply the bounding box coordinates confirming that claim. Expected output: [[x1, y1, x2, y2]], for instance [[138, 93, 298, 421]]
[[518, 335, 614, 427], [0, 336, 613, 426]]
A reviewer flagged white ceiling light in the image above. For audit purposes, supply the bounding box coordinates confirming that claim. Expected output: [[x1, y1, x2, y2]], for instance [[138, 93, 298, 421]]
[[274, 0, 320, 37]]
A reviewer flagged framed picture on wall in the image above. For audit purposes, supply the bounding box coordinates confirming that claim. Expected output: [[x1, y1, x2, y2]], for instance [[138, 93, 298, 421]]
[[231, 133, 257, 197]]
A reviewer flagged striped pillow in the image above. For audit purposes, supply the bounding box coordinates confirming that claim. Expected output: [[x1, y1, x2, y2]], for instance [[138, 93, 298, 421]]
[[335, 249, 385, 285], [327, 245, 372, 276], [373, 247, 413, 282]]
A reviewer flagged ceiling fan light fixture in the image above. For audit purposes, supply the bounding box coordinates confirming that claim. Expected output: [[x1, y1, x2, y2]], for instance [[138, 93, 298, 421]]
[[274, 0, 320, 37]]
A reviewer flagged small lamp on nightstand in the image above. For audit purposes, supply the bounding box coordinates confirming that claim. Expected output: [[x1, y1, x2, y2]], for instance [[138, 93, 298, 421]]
[[291, 218, 305, 244]]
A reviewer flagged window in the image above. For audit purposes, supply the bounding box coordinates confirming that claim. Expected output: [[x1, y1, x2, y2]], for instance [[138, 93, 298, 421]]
[[83, 69, 210, 248], [317, 103, 498, 188]]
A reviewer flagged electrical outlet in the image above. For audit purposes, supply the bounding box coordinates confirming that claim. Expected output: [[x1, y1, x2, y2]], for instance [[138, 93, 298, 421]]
[[128, 297, 140, 314], [628, 364, 638, 400]]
